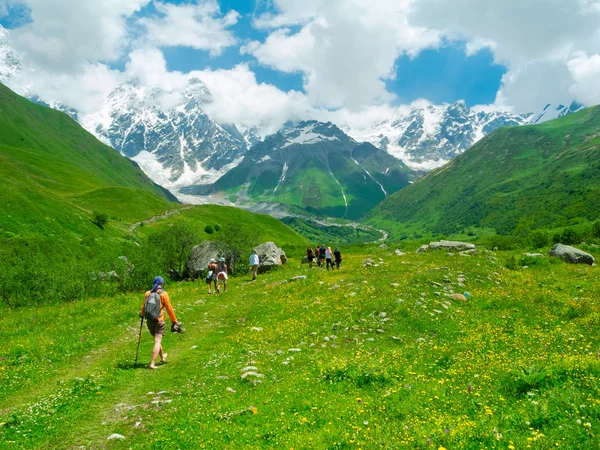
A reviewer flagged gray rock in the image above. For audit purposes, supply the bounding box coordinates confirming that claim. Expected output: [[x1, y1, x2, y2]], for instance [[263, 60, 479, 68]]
[[185, 241, 221, 279], [429, 240, 476, 252], [254, 242, 288, 273], [459, 249, 477, 256], [395, 249, 404, 256], [379, 244, 388, 249], [549, 244, 595, 265], [524, 253, 545, 257], [416, 245, 429, 253], [290, 276, 307, 282], [107, 434, 126, 440]]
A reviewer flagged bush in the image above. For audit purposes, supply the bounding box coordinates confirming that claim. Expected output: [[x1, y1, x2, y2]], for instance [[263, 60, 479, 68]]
[[92, 211, 108, 228], [204, 225, 215, 234], [560, 228, 579, 245], [214, 224, 221, 232], [488, 234, 518, 251], [528, 229, 550, 249], [592, 220, 600, 239]]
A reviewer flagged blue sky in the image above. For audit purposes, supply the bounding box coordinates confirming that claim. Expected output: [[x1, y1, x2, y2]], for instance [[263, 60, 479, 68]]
[[0, 0, 507, 107], [2, 0, 595, 128], [155, 0, 507, 106]]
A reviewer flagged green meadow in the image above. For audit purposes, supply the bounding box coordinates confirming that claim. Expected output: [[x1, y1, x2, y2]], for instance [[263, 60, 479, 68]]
[[2, 245, 599, 449]]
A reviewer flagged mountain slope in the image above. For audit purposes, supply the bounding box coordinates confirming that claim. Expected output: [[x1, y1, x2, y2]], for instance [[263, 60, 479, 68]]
[[345, 101, 532, 170], [0, 82, 179, 238], [185, 121, 416, 220], [367, 105, 600, 237], [80, 79, 256, 190]]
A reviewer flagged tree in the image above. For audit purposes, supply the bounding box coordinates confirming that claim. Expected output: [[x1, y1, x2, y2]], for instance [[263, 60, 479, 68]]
[[150, 222, 199, 276], [211, 221, 262, 274], [93, 211, 108, 228]]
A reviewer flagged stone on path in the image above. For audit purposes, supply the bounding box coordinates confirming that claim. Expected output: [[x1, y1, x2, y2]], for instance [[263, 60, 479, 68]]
[[417, 245, 429, 253], [449, 293, 467, 302]]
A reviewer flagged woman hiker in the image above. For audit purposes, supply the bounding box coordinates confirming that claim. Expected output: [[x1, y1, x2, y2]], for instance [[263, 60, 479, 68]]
[[139, 276, 180, 370], [306, 246, 314, 268], [325, 246, 334, 271], [206, 259, 218, 294], [217, 257, 228, 293], [250, 249, 260, 280]]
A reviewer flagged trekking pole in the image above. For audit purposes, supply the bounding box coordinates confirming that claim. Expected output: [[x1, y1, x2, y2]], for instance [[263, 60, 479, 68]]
[[135, 316, 144, 366]]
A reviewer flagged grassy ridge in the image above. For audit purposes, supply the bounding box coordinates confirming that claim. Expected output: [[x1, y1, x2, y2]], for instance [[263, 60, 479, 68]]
[[1, 246, 599, 448], [367, 106, 600, 239]]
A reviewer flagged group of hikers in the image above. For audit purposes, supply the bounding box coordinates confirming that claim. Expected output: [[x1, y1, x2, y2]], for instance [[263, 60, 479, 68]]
[[138, 246, 344, 368], [306, 244, 342, 270]]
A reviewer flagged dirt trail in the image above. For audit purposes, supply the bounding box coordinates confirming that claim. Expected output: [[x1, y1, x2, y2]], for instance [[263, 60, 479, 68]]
[[129, 205, 194, 234]]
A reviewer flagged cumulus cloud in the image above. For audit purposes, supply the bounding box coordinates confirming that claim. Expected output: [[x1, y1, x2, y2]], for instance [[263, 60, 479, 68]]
[[195, 63, 312, 134], [244, 0, 440, 110], [409, 0, 600, 110], [139, 0, 239, 56], [6, 0, 150, 73]]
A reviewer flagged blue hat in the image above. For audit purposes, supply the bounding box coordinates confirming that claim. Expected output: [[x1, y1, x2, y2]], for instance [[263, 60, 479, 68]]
[[153, 276, 164, 292]]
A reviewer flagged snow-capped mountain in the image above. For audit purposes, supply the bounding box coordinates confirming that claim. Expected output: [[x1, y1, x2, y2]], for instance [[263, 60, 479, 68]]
[[344, 101, 533, 170], [183, 121, 416, 219], [526, 101, 585, 124], [80, 78, 259, 190], [0, 26, 21, 83]]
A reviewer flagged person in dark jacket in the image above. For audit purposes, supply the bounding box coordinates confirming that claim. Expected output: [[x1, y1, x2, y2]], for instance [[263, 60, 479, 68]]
[[334, 248, 342, 269]]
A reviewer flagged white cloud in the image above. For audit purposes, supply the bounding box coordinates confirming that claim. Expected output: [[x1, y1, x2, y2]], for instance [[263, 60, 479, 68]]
[[195, 63, 312, 134], [409, 0, 600, 110], [6, 0, 150, 73], [139, 0, 239, 56], [245, 0, 440, 110], [567, 52, 600, 106]]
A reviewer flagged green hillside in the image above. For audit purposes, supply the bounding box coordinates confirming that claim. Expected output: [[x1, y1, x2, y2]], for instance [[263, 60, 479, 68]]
[[185, 121, 415, 220], [2, 245, 599, 448], [0, 84, 305, 307], [0, 83, 179, 238], [367, 106, 600, 238]]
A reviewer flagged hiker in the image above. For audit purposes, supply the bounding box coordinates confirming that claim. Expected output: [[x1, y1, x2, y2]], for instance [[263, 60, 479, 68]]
[[325, 246, 334, 270], [319, 244, 326, 268], [217, 258, 228, 292], [306, 246, 314, 268], [334, 247, 342, 269], [206, 258, 218, 294], [139, 276, 180, 370], [250, 249, 260, 280]]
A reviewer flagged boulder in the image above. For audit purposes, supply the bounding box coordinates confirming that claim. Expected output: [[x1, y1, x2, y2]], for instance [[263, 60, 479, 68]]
[[395, 249, 404, 256], [255, 242, 287, 274], [549, 244, 595, 265], [429, 240, 476, 252], [416, 244, 429, 253], [185, 241, 220, 279], [379, 244, 388, 249]]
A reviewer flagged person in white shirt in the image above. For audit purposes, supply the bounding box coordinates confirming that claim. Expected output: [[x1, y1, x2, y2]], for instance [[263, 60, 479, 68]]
[[249, 249, 260, 280]]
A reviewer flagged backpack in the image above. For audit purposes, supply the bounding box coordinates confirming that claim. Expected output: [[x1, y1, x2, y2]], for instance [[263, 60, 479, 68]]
[[144, 290, 163, 321]]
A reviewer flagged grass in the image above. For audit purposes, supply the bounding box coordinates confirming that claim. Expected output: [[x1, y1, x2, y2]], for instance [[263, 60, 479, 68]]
[[2, 244, 599, 448], [367, 105, 600, 239]]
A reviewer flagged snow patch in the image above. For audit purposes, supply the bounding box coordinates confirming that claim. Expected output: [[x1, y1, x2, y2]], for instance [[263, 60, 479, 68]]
[[259, 155, 272, 163]]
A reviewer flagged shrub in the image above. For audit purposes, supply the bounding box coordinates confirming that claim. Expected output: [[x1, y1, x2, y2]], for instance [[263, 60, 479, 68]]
[[92, 211, 108, 228], [488, 234, 518, 250], [204, 225, 215, 234], [528, 229, 550, 249], [592, 220, 600, 239], [214, 224, 221, 232], [560, 228, 579, 245]]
